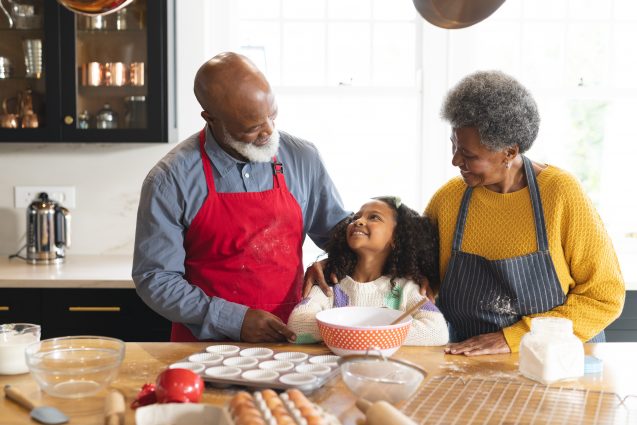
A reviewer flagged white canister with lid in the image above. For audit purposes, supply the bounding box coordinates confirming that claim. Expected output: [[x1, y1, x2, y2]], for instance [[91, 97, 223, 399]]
[[519, 317, 584, 384]]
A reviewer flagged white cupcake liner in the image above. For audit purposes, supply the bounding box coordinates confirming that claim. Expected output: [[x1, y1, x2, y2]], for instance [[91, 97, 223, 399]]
[[295, 363, 332, 376], [279, 372, 318, 386], [258, 360, 294, 372], [223, 356, 259, 369], [168, 362, 205, 374], [239, 347, 274, 359], [273, 351, 309, 363], [241, 369, 279, 382], [187, 352, 224, 365], [205, 344, 240, 356]]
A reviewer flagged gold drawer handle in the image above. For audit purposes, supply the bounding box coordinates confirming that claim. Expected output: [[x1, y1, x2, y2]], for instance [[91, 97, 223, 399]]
[[0, 306, 9, 311], [68, 307, 121, 312]]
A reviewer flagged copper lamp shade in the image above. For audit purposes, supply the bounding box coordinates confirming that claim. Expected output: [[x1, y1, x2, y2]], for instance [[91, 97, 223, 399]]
[[57, 0, 134, 16], [413, 0, 506, 29]]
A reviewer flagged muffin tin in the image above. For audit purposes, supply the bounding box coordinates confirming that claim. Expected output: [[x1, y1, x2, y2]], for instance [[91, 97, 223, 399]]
[[171, 345, 340, 393]]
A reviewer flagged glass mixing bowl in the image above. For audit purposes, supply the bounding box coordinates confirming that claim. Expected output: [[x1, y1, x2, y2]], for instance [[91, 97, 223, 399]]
[[339, 354, 427, 403], [25, 335, 125, 398]]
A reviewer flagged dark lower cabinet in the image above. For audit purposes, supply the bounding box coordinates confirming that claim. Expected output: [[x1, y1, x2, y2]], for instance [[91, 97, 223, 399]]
[[606, 291, 637, 342], [0, 288, 170, 342]]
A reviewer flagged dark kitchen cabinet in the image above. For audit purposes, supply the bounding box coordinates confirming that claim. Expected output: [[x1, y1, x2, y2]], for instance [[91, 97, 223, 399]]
[[0, 288, 171, 341], [0, 0, 176, 143], [606, 291, 637, 342]]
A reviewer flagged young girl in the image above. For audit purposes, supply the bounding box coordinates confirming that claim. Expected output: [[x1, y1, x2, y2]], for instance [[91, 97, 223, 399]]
[[288, 196, 449, 346]]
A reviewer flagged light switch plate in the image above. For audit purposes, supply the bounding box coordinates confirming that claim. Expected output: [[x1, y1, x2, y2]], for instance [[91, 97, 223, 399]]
[[14, 186, 76, 208]]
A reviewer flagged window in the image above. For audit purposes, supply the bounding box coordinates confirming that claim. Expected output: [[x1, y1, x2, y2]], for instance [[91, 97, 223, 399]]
[[425, 0, 637, 285], [218, 0, 635, 284], [231, 0, 423, 264]]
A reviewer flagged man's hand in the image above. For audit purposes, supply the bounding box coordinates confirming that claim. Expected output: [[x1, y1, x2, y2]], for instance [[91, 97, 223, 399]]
[[240, 309, 297, 343], [302, 259, 336, 297], [444, 330, 511, 356]]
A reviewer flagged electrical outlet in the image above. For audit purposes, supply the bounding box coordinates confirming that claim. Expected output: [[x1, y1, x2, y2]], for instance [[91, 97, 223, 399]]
[[14, 186, 76, 208]]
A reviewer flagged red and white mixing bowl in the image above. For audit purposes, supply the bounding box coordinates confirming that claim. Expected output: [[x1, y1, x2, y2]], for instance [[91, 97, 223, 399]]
[[316, 307, 412, 356]]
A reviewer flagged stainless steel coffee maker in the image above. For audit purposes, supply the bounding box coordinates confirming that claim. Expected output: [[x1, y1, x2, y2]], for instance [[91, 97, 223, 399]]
[[26, 192, 71, 264]]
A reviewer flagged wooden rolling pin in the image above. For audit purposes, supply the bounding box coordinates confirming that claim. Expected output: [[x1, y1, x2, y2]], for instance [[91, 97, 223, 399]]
[[104, 390, 125, 425], [356, 398, 417, 425]]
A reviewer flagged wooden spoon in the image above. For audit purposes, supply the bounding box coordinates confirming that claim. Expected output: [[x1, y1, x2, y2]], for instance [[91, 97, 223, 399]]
[[390, 298, 427, 325]]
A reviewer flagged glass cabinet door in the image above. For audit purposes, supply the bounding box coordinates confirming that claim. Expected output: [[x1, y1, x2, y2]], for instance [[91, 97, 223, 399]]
[[0, 0, 60, 140], [73, 0, 147, 130], [60, 0, 171, 142]]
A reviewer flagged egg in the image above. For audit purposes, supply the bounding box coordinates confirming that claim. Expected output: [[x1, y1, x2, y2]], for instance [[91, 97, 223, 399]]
[[299, 405, 319, 417], [304, 414, 324, 425], [261, 389, 278, 400], [232, 404, 262, 420]]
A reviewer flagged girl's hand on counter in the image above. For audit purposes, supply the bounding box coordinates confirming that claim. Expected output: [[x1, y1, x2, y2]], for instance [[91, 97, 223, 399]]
[[444, 330, 511, 356]]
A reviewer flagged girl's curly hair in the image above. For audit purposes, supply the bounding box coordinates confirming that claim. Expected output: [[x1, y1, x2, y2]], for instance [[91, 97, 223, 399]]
[[323, 197, 440, 293]]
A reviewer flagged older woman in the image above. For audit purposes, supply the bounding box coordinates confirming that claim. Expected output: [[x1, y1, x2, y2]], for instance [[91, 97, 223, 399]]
[[428, 70, 625, 355]]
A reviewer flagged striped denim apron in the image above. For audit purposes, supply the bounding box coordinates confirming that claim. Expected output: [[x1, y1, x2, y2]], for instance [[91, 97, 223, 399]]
[[438, 155, 605, 343]]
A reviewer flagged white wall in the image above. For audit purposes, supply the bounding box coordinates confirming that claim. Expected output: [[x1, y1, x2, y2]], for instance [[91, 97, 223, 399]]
[[0, 1, 213, 256]]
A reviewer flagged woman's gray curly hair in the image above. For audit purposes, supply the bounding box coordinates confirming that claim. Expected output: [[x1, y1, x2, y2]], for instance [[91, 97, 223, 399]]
[[440, 70, 540, 153]]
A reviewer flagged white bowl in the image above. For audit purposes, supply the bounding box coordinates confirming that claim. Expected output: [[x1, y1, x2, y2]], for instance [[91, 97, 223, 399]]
[[25, 336, 124, 398], [316, 306, 412, 356], [340, 355, 426, 403]]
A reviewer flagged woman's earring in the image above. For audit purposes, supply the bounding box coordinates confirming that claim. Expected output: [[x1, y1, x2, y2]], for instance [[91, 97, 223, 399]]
[[504, 161, 510, 169]]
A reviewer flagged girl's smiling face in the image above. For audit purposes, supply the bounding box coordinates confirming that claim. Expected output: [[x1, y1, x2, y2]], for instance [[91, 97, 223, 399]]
[[346, 200, 397, 257]]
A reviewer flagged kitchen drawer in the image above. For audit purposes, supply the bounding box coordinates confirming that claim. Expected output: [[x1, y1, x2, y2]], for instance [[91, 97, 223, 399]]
[[41, 288, 170, 341], [0, 288, 42, 325]]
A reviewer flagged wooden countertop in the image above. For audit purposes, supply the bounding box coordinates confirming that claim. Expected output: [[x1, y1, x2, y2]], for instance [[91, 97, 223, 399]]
[[1, 342, 636, 424], [0, 255, 134, 288]]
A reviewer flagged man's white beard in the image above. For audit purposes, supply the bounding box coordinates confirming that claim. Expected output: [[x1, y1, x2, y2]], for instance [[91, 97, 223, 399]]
[[222, 125, 280, 163]]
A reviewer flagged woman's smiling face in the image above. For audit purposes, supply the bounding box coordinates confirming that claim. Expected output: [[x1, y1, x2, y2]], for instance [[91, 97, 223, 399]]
[[346, 200, 397, 256], [450, 127, 509, 188]]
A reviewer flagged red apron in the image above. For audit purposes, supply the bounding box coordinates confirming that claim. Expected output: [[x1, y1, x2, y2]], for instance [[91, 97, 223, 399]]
[[170, 129, 304, 341]]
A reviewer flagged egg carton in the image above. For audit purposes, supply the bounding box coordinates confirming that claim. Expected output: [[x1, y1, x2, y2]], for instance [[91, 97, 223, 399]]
[[170, 345, 341, 393], [228, 388, 341, 425]]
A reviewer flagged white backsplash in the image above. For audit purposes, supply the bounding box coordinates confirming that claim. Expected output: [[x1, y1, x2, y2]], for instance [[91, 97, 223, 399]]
[[0, 142, 174, 255]]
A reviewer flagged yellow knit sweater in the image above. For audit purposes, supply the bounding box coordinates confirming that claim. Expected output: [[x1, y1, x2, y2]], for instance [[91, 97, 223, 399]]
[[425, 165, 625, 352]]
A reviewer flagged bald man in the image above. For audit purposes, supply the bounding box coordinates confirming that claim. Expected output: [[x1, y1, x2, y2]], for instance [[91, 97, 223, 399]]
[[133, 53, 349, 342]]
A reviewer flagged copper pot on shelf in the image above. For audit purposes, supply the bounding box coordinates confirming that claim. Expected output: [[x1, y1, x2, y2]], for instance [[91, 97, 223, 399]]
[[0, 97, 19, 128], [103, 62, 126, 86], [81, 62, 102, 86], [18, 89, 38, 128], [56, 0, 133, 16]]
